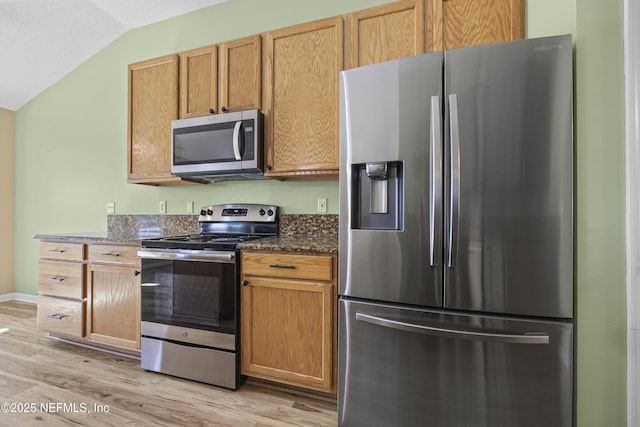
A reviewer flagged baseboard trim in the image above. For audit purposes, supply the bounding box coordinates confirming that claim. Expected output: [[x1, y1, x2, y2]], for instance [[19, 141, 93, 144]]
[[0, 293, 37, 304]]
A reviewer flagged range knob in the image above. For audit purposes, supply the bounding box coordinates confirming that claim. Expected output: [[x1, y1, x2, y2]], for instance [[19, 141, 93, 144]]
[[207, 209, 214, 216], [267, 209, 274, 216], [259, 209, 266, 216], [200, 209, 207, 216]]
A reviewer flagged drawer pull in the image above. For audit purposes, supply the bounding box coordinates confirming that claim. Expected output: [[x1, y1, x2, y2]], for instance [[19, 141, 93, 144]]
[[47, 314, 66, 320], [101, 252, 121, 257], [47, 276, 65, 282], [47, 249, 66, 253], [269, 264, 296, 270]]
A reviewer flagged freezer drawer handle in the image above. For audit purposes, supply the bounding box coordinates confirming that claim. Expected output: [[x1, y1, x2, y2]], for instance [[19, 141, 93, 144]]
[[355, 312, 549, 345]]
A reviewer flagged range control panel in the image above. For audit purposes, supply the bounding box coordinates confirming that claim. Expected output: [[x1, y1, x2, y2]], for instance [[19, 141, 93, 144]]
[[198, 204, 278, 222]]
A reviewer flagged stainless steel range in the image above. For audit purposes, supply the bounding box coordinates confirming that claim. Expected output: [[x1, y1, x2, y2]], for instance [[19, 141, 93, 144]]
[[137, 203, 278, 389]]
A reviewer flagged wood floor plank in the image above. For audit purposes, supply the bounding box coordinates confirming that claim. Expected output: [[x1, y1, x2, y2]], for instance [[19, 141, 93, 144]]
[[0, 301, 337, 426]]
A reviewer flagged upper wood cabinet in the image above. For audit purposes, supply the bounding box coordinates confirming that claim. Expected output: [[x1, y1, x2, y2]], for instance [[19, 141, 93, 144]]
[[128, 54, 186, 185], [427, 0, 525, 52], [180, 35, 261, 118], [263, 17, 343, 178], [219, 34, 262, 113], [346, 0, 426, 69], [179, 45, 218, 118], [127, 2, 525, 184]]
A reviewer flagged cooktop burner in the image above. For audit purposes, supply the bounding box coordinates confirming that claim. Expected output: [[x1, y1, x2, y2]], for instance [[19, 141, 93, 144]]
[[141, 203, 279, 251]]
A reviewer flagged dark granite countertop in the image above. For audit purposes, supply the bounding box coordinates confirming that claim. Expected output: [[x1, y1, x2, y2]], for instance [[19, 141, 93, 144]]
[[238, 235, 338, 254], [33, 230, 167, 245], [34, 213, 340, 253]]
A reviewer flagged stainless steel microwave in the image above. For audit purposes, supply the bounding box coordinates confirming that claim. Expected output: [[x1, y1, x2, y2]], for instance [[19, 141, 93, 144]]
[[170, 109, 265, 182]]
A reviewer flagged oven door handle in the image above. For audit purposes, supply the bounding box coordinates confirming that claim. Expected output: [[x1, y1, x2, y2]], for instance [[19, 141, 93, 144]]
[[137, 249, 235, 263]]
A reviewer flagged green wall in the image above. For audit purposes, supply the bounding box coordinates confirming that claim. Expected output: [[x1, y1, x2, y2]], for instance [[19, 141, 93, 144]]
[[574, 1, 626, 426], [530, 1, 626, 426], [14, 0, 627, 425]]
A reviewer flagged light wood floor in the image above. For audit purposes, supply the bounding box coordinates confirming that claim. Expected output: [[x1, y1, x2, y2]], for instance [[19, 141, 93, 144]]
[[0, 301, 337, 426]]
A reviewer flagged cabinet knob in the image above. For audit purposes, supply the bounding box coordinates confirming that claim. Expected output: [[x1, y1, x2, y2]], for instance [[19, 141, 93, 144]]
[[241, 280, 249, 286], [209, 108, 215, 114], [134, 270, 141, 276], [221, 106, 227, 113], [266, 165, 272, 171]]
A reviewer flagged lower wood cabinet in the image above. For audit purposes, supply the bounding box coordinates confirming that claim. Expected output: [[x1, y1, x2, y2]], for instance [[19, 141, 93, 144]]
[[87, 263, 141, 350], [37, 240, 141, 352], [36, 242, 86, 337], [87, 243, 141, 350], [37, 295, 86, 338], [241, 251, 337, 394]]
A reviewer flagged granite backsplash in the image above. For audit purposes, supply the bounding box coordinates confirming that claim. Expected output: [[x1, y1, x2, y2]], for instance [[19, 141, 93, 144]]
[[107, 213, 338, 237], [278, 214, 338, 237], [107, 215, 199, 238]]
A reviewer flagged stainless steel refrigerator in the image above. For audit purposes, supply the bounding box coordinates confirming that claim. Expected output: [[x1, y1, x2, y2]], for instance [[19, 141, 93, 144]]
[[338, 35, 574, 427]]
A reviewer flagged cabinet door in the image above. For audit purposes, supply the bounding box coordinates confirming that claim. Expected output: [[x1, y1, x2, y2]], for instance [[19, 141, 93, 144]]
[[128, 54, 183, 185], [427, 0, 525, 52], [87, 264, 141, 349], [179, 45, 218, 118], [219, 35, 261, 113], [264, 17, 343, 178], [346, 0, 426, 69], [241, 276, 335, 392]]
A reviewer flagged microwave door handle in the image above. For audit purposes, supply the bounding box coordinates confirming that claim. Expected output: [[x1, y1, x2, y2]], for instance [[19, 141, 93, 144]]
[[232, 121, 243, 161]]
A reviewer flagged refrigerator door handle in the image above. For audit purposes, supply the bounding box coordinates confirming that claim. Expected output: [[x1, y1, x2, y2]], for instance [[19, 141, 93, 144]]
[[355, 312, 550, 345], [447, 94, 461, 268], [429, 95, 443, 266]]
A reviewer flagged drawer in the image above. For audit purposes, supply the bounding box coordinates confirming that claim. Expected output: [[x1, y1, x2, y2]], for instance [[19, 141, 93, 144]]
[[242, 252, 333, 281], [37, 296, 85, 337], [88, 244, 141, 266], [38, 261, 85, 299], [39, 241, 84, 261]]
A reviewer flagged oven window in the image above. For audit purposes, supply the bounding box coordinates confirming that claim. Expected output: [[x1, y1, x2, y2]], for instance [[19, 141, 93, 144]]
[[141, 258, 237, 334]]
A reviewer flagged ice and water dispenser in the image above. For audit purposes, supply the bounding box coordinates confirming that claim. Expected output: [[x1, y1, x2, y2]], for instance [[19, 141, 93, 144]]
[[350, 161, 403, 230]]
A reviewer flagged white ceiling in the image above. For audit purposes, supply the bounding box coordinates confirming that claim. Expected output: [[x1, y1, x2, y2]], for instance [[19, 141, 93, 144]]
[[0, 0, 229, 111]]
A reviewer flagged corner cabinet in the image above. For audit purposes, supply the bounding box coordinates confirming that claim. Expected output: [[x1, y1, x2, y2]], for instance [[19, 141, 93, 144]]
[[427, 0, 525, 51], [263, 17, 343, 178], [127, 54, 188, 185], [241, 251, 338, 394]]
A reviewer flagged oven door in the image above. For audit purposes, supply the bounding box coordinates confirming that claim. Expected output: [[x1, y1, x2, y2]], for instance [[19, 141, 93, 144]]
[[138, 249, 238, 344]]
